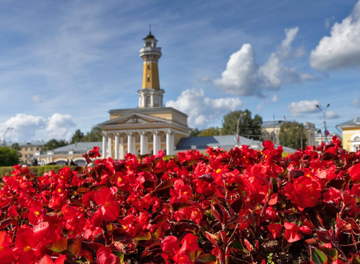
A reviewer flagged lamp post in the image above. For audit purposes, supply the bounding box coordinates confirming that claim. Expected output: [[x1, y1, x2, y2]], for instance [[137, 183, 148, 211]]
[[236, 113, 247, 147], [316, 104, 330, 142], [2, 127, 13, 146]]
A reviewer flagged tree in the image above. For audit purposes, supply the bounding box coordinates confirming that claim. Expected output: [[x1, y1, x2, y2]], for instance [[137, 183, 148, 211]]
[[0, 147, 19, 166], [83, 126, 102, 142], [43, 139, 68, 151], [279, 121, 307, 150], [197, 127, 222, 137], [190, 128, 201, 137], [11, 143, 20, 151], [222, 110, 263, 140], [71, 129, 84, 144]]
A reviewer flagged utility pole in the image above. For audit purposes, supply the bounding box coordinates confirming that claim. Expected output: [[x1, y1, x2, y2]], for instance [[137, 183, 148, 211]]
[[316, 104, 330, 142], [236, 113, 247, 147], [2, 127, 13, 146]]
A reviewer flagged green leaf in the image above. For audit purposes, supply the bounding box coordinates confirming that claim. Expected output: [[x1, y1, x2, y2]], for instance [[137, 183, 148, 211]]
[[352, 255, 360, 264], [319, 247, 337, 261], [195, 253, 217, 263], [134, 232, 152, 241], [152, 226, 162, 240], [232, 240, 246, 252], [310, 246, 328, 264], [114, 252, 125, 262], [49, 237, 67, 253], [154, 179, 174, 192]]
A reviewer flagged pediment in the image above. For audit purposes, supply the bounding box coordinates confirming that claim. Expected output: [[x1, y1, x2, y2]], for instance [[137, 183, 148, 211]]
[[98, 112, 171, 127]]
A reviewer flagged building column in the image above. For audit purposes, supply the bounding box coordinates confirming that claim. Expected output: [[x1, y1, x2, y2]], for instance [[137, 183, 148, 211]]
[[166, 130, 174, 155], [140, 131, 148, 155], [102, 134, 107, 158], [120, 136, 124, 159], [114, 133, 119, 160], [127, 132, 133, 154], [153, 131, 160, 155], [150, 94, 154, 107], [107, 135, 112, 158]]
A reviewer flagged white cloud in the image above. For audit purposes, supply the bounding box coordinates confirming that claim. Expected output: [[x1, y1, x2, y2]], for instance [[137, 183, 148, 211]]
[[0, 113, 76, 142], [213, 44, 263, 97], [199, 76, 211, 82], [271, 95, 278, 102], [325, 110, 340, 119], [214, 27, 319, 97], [287, 100, 319, 116], [277, 27, 304, 59], [310, 0, 360, 70], [166, 88, 242, 128], [325, 16, 336, 29], [351, 98, 360, 107]]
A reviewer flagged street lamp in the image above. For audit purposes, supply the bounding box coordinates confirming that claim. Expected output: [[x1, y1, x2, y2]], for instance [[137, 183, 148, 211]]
[[2, 127, 13, 146], [316, 104, 330, 142], [236, 113, 247, 147]]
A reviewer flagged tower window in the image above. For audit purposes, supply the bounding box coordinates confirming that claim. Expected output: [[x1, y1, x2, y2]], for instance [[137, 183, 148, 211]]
[[147, 63, 150, 70], [147, 75, 150, 82], [145, 96, 151, 107]]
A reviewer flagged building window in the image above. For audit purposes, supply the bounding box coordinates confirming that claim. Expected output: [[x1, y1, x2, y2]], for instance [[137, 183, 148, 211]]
[[147, 63, 150, 70], [147, 75, 150, 82], [36, 147, 39, 151], [25, 154, 27, 158], [145, 96, 151, 107], [25, 148, 27, 151], [31, 148, 33, 151]]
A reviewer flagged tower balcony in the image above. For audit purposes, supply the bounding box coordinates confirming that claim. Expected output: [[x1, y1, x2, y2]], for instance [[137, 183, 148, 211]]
[[139, 47, 162, 58]]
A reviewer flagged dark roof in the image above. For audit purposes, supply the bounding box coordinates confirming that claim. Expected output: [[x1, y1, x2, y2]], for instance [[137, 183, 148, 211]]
[[143, 32, 156, 40], [337, 117, 360, 128], [176, 135, 261, 150], [262, 120, 286, 127]]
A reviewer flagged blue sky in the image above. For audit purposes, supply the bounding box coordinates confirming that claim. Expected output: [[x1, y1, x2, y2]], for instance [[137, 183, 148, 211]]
[[0, 0, 359, 142]]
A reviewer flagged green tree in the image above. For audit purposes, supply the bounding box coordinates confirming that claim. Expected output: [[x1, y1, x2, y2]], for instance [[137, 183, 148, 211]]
[[222, 110, 263, 140], [190, 128, 201, 137], [83, 126, 102, 142], [43, 139, 68, 151], [279, 121, 307, 150], [11, 143, 20, 151], [198, 127, 222, 137], [0, 146, 19, 166], [71, 129, 84, 143]]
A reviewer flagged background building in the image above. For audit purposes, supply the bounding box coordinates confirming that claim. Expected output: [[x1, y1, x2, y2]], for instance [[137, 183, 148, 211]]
[[337, 117, 360, 152]]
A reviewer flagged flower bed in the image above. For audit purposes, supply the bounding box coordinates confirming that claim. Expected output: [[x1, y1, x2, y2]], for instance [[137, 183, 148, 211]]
[[0, 137, 359, 264]]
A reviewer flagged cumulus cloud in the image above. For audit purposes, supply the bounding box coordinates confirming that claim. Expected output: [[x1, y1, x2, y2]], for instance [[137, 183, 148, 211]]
[[214, 27, 319, 97], [213, 44, 263, 97], [166, 88, 242, 128], [325, 110, 340, 119], [287, 100, 319, 116], [0, 113, 76, 142], [310, 0, 360, 70], [198, 76, 211, 82]]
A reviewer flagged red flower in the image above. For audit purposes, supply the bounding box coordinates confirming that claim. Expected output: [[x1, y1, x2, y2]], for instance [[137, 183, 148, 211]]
[[96, 246, 120, 264], [161, 236, 180, 260], [284, 222, 301, 243], [267, 223, 283, 239], [94, 187, 120, 222], [348, 163, 360, 181], [286, 176, 322, 208], [0, 231, 14, 264]]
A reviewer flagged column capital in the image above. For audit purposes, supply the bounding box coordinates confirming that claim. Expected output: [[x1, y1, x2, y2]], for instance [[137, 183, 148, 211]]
[[102, 132, 107, 136], [127, 132, 133, 136], [153, 130, 160, 135], [166, 129, 174, 135]]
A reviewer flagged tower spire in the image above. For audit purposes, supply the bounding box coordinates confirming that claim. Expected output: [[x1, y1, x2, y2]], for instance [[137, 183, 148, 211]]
[[149, 24, 151, 34]]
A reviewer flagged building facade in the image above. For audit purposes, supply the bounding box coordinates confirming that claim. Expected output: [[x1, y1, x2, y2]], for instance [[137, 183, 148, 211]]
[[98, 32, 191, 158], [337, 117, 360, 152], [261, 121, 316, 147]]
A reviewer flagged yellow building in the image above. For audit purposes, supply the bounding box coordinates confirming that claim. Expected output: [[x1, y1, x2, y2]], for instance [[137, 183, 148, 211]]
[[337, 117, 360, 152], [16, 141, 45, 165], [98, 32, 191, 158]]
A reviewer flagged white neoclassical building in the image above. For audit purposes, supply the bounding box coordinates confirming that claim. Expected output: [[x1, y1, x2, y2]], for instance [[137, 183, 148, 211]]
[[98, 32, 191, 158]]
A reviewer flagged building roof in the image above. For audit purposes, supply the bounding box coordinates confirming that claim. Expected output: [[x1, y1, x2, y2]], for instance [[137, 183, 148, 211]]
[[176, 135, 262, 150], [262, 120, 286, 127], [143, 32, 156, 40], [3, 141, 45, 147], [52, 142, 102, 154], [337, 117, 360, 128]]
